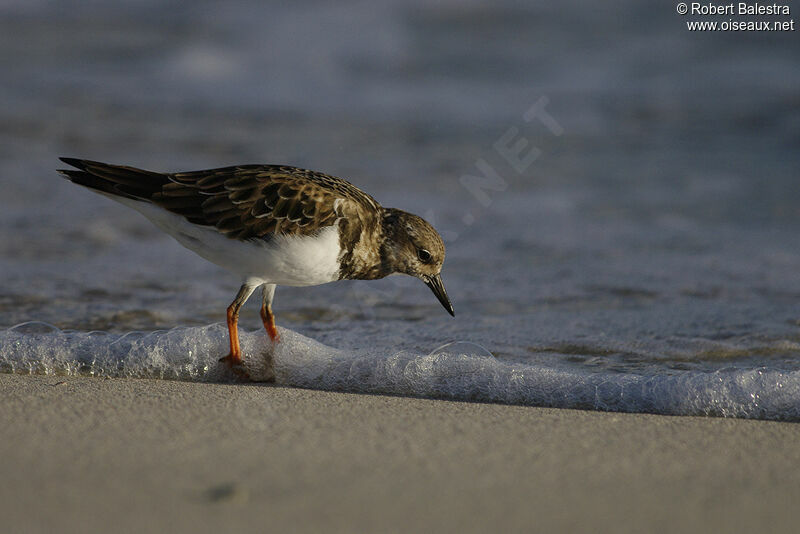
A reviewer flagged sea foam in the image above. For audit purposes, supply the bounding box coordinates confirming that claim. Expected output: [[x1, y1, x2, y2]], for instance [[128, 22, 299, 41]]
[[1, 322, 799, 421]]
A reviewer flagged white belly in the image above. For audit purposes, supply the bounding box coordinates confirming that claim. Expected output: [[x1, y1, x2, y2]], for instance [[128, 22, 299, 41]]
[[116, 198, 342, 286]]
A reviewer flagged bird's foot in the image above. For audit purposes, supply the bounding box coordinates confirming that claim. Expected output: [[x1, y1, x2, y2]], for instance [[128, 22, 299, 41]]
[[267, 328, 281, 344], [219, 353, 250, 380], [262, 315, 280, 344]]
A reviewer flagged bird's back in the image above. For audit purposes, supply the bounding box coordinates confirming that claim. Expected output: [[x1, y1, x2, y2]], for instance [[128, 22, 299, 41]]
[[58, 158, 382, 241]]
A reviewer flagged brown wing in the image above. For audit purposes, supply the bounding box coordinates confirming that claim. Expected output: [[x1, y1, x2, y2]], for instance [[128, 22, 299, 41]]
[[59, 159, 382, 241], [162, 165, 381, 240]]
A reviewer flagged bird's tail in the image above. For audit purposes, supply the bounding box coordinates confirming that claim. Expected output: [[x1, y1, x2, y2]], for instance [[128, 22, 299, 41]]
[[57, 157, 169, 202]]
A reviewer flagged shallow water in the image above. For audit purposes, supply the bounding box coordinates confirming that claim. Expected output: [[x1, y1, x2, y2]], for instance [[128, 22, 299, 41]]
[[1, 1, 799, 420]]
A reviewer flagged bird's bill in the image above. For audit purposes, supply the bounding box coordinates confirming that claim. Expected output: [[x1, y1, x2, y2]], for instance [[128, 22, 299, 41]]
[[424, 274, 455, 317]]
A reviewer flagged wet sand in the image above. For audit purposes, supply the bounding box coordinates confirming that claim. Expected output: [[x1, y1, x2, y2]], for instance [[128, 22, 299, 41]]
[[1, 374, 798, 533]]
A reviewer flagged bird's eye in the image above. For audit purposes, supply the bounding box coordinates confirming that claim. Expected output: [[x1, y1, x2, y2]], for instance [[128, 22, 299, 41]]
[[417, 249, 432, 263]]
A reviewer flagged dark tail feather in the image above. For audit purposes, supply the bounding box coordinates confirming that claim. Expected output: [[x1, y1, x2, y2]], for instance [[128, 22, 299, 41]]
[[58, 158, 169, 201]]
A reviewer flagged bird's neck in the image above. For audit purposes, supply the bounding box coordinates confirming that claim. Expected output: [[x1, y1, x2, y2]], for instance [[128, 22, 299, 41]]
[[336, 209, 394, 280], [337, 208, 406, 281], [374, 208, 410, 278]]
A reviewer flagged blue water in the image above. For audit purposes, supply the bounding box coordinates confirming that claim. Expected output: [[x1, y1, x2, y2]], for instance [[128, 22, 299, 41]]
[[1, 1, 799, 420]]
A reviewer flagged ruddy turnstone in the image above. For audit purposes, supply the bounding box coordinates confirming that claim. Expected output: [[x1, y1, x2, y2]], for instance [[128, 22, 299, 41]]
[[58, 158, 454, 372]]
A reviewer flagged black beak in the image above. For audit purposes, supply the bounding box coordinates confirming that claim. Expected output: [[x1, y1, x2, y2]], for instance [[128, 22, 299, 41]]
[[424, 274, 455, 317]]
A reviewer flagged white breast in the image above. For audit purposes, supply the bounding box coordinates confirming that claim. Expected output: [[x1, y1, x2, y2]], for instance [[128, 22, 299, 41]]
[[114, 197, 342, 286]]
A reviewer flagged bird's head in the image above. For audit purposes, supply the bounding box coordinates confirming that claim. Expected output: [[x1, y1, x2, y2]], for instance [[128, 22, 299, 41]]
[[382, 208, 454, 316]]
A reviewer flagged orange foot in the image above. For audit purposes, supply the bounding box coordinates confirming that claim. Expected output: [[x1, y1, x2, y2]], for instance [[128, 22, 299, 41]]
[[266, 322, 280, 343], [219, 353, 250, 380], [261, 306, 281, 343]]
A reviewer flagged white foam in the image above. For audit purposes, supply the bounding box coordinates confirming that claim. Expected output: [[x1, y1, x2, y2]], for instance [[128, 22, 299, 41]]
[[1, 323, 799, 421]]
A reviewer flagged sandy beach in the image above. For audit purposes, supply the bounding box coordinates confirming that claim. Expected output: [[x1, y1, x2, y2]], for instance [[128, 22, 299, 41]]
[[1, 374, 798, 534]]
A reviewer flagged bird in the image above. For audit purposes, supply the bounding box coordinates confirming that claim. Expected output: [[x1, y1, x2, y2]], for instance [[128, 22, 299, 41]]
[[57, 158, 454, 374]]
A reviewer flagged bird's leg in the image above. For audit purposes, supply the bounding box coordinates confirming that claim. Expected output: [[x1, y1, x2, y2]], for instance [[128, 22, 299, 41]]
[[220, 283, 258, 369], [260, 284, 280, 343]]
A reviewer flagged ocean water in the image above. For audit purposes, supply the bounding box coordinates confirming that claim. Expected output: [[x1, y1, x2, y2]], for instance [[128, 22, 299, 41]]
[[1, 1, 799, 420]]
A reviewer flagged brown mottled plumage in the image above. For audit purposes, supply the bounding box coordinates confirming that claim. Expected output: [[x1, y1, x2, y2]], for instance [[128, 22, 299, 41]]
[[59, 158, 379, 235], [58, 157, 454, 376]]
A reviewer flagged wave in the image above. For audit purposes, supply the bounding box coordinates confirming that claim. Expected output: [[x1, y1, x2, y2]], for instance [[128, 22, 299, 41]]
[[2, 322, 799, 421]]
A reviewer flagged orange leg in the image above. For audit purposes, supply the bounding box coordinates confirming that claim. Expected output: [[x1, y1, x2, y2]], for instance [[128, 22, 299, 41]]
[[260, 284, 280, 342], [221, 302, 242, 365], [219, 283, 258, 369], [260, 301, 279, 342]]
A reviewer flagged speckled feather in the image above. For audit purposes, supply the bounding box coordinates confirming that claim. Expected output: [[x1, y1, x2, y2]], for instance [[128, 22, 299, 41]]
[[58, 159, 382, 243]]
